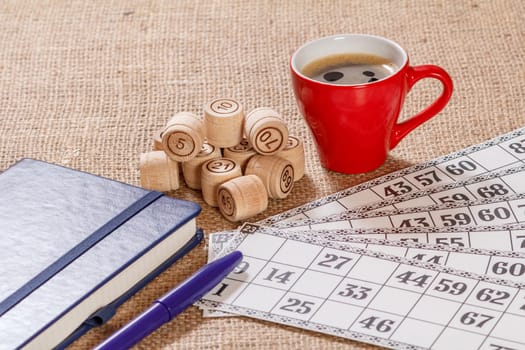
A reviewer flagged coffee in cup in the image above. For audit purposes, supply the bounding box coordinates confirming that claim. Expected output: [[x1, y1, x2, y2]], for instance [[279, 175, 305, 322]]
[[301, 53, 398, 85]]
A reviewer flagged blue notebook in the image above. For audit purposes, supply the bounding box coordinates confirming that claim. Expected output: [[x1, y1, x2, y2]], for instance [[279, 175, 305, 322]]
[[0, 159, 202, 350]]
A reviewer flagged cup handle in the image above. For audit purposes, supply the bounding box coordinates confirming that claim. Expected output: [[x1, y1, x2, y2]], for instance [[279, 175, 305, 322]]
[[389, 65, 453, 149]]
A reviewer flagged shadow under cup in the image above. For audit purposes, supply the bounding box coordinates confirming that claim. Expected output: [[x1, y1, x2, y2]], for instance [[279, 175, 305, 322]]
[[290, 34, 452, 174]]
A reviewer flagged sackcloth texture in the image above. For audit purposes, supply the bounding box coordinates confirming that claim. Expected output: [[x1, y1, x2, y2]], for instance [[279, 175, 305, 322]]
[[0, 0, 524, 349]]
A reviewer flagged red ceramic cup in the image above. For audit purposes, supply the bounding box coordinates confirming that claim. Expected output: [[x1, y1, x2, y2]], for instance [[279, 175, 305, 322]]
[[290, 34, 453, 174]]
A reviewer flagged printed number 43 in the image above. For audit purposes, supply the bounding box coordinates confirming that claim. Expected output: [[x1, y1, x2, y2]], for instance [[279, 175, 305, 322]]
[[383, 181, 412, 197]]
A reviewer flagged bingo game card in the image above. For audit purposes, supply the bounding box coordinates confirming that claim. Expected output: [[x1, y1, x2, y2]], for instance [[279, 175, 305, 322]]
[[208, 223, 525, 259], [199, 225, 525, 350], [201, 127, 525, 347], [237, 224, 525, 282], [353, 164, 525, 213], [301, 224, 525, 253], [271, 194, 525, 231], [203, 224, 525, 317], [266, 164, 525, 231], [203, 224, 525, 318], [260, 127, 525, 225]]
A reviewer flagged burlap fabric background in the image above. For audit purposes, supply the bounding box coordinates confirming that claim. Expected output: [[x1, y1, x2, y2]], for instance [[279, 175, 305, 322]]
[[0, 1, 523, 349]]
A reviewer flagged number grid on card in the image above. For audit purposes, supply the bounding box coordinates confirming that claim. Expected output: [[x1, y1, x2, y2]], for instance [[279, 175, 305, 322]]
[[272, 193, 525, 231], [225, 223, 525, 288], [302, 224, 525, 253], [202, 223, 525, 318], [269, 168, 525, 231], [199, 225, 525, 350], [259, 127, 525, 225], [207, 223, 525, 260], [355, 164, 525, 213], [269, 164, 525, 231], [202, 128, 525, 345], [243, 224, 525, 282]]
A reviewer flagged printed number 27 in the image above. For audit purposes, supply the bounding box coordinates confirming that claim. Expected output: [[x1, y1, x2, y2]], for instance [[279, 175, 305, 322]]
[[318, 253, 353, 270]]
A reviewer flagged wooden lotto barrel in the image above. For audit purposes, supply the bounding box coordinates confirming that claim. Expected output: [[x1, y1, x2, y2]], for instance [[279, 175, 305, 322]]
[[204, 98, 244, 148], [152, 128, 164, 151], [181, 142, 222, 190], [223, 138, 258, 172], [244, 107, 288, 155], [245, 155, 294, 199], [201, 157, 242, 207], [161, 112, 205, 162], [276, 135, 305, 181], [217, 175, 268, 222], [139, 151, 179, 192]]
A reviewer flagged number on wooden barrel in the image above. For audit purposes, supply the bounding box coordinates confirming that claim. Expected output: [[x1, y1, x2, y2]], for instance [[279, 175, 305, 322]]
[[224, 138, 258, 171], [161, 112, 205, 162], [245, 155, 294, 199], [244, 107, 289, 155], [276, 135, 305, 181], [204, 98, 244, 148], [201, 157, 242, 207], [217, 175, 268, 222]]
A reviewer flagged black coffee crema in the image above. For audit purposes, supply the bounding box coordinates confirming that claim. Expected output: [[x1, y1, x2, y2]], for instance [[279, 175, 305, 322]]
[[301, 53, 398, 85]]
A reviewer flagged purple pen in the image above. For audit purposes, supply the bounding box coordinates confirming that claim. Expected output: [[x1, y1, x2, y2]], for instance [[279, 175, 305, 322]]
[[94, 250, 243, 350]]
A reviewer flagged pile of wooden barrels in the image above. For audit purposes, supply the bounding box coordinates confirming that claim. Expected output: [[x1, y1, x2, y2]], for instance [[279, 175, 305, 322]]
[[139, 98, 305, 222]]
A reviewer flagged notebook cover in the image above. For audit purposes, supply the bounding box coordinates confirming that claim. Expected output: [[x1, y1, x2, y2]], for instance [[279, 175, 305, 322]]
[[0, 159, 202, 349], [57, 228, 204, 349]]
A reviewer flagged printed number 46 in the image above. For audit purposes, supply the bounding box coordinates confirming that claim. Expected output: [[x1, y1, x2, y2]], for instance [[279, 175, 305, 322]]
[[359, 316, 395, 333]]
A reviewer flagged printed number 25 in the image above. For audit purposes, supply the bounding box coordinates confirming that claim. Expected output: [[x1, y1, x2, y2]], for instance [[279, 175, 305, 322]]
[[280, 298, 315, 314]]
